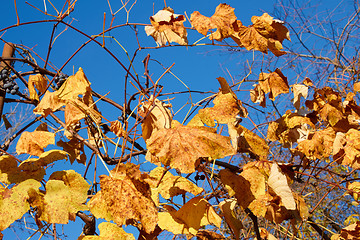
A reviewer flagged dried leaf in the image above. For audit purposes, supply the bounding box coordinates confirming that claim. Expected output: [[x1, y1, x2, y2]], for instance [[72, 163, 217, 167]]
[[268, 163, 296, 210], [1, 115, 12, 130], [259, 69, 289, 100], [339, 221, 360, 240], [341, 129, 360, 169], [88, 163, 158, 234], [219, 199, 243, 240], [0, 179, 41, 231], [110, 120, 126, 138], [28, 74, 48, 101], [196, 230, 225, 240], [146, 124, 235, 173], [191, 3, 237, 41], [219, 167, 266, 209], [149, 167, 203, 200], [57, 68, 91, 101], [158, 196, 221, 235], [16, 131, 55, 156], [145, 8, 187, 46], [228, 123, 269, 158], [57, 139, 86, 164], [250, 84, 266, 107], [139, 97, 172, 141], [78, 222, 135, 240], [256, 228, 279, 240], [292, 84, 308, 111], [33, 90, 65, 117]]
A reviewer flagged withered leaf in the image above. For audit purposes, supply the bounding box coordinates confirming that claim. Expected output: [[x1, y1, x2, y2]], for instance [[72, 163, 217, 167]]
[[158, 196, 221, 235], [292, 84, 308, 111], [259, 68, 289, 100], [18, 150, 68, 171], [57, 139, 86, 164], [191, 3, 237, 41], [146, 124, 235, 173], [250, 84, 266, 108], [219, 199, 243, 240], [28, 74, 48, 101], [16, 131, 55, 156], [88, 163, 158, 234], [145, 8, 187, 46], [139, 96, 172, 141], [110, 120, 126, 138], [219, 167, 266, 209]]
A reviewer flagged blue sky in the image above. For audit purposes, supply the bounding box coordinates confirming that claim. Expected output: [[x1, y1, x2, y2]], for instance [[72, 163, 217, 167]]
[[0, 0, 351, 239]]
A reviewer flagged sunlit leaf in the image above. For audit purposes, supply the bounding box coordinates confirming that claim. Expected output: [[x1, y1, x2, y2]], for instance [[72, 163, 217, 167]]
[[78, 222, 135, 240], [18, 150, 68, 171], [219, 199, 243, 240], [16, 131, 55, 156], [28, 74, 48, 101]]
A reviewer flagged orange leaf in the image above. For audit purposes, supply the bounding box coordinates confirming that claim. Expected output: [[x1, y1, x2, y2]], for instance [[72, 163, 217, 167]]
[[146, 124, 235, 173], [259, 68, 289, 100], [145, 8, 188, 46], [88, 163, 158, 234], [57, 138, 86, 164], [28, 74, 48, 101], [16, 131, 55, 156], [110, 120, 126, 138], [191, 4, 236, 41], [250, 84, 266, 108], [33, 90, 65, 117]]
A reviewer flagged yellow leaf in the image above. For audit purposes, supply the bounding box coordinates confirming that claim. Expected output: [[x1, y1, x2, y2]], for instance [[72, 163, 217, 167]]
[[16, 131, 55, 156], [110, 120, 126, 138], [292, 84, 308, 111], [259, 68, 289, 100], [0, 179, 41, 231], [219, 199, 243, 240], [19, 150, 68, 171], [33, 90, 65, 117], [145, 8, 187, 46], [158, 196, 221, 235], [78, 222, 135, 240], [149, 167, 203, 200], [146, 124, 235, 173]]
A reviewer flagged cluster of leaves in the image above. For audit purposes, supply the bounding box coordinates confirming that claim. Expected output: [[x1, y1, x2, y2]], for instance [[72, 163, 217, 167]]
[[0, 1, 360, 240]]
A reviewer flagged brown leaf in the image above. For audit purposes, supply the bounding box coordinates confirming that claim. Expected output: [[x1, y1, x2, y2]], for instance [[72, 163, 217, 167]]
[[259, 68, 289, 100], [28, 74, 48, 101], [145, 8, 187, 46], [139, 96, 172, 141], [231, 21, 268, 53], [146, 124, 235, 173], [339, 221, 360, 240], [191, 3, 237, 41], [341, 129, 360, 169], [219, 167, 266, 209], [57, 138, 86, 164], [292, 84, 308, 111], [196, 230, 225, 240], [16, 131, 55, 156], [250, 84, 266, 107], [110, 120, 126, 138], [88, 163, 158, 234]]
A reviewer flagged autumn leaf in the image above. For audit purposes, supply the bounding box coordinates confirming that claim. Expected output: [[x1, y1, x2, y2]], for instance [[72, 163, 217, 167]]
[[139, 96, 172, 141], [149, 167, 203, 202], [219, 199, 243, 240], [158, 196, 221, 235], [0, 155, 45, 184], [336, 221, 360, 240], [292, 84, 308, 111], [259, 68, 289, 100], [16, 131, 55, 156], [145, 7, 187, 46], [18, 150, 68, 171], [196, 230, 225, 240], [78, 222, 135, 240], [296, 127, 336, 160], [28, 74, 48, 101], [256, 228, 279, 240], [88, 163, 158, 234], [340, 129, 360, 169], [228, 123, 269, 158], [33, 90, 65, 117], [110, 120, 126, 138], [219, 167, 266, 209], [250, 84, 266, 107], [191, 3, 237, 41], [0, 179, 41, 231], [57, 138, 86, 164], [146, 124, 235, 173], [268, 163, 296, 210], [35, 170, 90, 224]]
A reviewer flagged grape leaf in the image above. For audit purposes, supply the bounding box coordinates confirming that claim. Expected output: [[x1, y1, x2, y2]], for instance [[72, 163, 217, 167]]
[[88, 163, 158, 234], [146, 124, 235, 173], [28, 74, 48, 101], [110, 120, 126, 138], [145, 8, 187, 46], [259, 68, 289, 100], [0, 179, 41, 231], [158, 196, 222, 235], [18, 150, 68, 171], [57, 138, 86, 164], [149, 167, 203, 201], [219, 199, 243, 240], [16, 131, 55, 156], [78, 222, 135, 240], [34, 170, 90, 224]]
